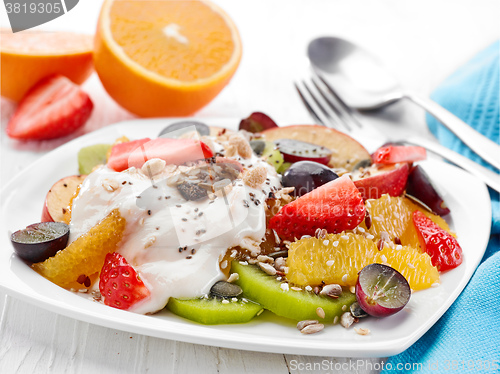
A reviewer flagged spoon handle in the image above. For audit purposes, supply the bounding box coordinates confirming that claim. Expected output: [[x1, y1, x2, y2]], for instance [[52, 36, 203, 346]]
[[405, 93, 500, 171]]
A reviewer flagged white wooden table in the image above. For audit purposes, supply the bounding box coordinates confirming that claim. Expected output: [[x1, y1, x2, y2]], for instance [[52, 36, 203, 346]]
[[1, 1, 498, 373]]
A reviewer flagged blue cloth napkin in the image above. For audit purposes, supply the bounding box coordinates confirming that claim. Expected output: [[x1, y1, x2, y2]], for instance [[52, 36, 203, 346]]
[[382, 42, 500, 373]]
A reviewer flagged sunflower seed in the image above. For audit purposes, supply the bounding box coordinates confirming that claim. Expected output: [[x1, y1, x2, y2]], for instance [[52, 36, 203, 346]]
[[316, 307, 325, 319], [300, 323, 324, 334], [296, 320, 318, 331], [354, 327, 371, 336], [259, 262, 277, 275], [320, 284, 342, 298], [340, 312, 355, 329]]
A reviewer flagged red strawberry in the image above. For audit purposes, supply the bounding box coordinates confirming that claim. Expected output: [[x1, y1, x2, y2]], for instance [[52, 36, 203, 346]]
[[107, 137, 214, 172], [372, 145, 426, 164], [6, 75, 93, 140], [353, 163, 410, 200], [412, 210, 463, 271], [107, 138, 152, 172], [269, 175, 365, 240], [99, 252, 150, 310]]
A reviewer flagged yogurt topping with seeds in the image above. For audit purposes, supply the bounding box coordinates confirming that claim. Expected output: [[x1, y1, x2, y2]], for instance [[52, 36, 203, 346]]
[[69, 139, 281, 314]]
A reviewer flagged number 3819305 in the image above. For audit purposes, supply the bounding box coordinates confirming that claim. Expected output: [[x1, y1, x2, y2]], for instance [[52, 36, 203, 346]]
[[5, 2, 62, 14]]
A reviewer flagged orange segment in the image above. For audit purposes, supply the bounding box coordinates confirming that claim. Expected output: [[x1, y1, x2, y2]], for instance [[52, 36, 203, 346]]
[[94, 0, 242, 117], [362, 194, 454, 250], [286, 232, 439, 291], [378, 246, 440, 291], [33, 209, 126, 288], [0, 29, 93, 101]]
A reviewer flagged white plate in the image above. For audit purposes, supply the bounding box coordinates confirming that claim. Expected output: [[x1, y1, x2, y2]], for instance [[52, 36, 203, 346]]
[[0, 118, 492, 357]]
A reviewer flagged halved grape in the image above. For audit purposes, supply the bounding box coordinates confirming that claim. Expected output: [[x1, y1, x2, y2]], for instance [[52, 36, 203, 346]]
[[11, 222, 69, 263], [355, 263, 410, 318], [239, 112, 278, 133], [282, 161, 339, 197], [274, 139, 332, 165]]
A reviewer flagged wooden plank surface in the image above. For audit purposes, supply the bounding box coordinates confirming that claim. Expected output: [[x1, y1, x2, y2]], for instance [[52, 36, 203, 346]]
[[0, 296, 386, 374]]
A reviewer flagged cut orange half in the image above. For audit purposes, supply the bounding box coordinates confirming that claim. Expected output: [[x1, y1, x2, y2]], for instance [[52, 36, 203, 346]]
[[94, 0, 242, 117], [0, 29, 94, 101]]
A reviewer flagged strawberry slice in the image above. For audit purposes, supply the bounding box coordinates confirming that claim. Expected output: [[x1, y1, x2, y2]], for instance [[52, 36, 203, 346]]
[[99, 252, 150, 310], [412, 210, 463, 271], [353, 163, 410, 200], [372, 145, 426, 164], [107, 137, 214, 172], [269, 175, 365, 240], [107, 138, 152, 172], [6, 75, 93, 140]]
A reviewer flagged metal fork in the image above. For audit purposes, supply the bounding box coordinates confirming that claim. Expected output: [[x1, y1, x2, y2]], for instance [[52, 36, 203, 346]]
[[294, 73, 500, 193]]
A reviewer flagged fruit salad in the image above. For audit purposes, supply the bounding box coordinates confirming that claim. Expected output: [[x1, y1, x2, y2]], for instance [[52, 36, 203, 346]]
[[11, 113, 463, 331]]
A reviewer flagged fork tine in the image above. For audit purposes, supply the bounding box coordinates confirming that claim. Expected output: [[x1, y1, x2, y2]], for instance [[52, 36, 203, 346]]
[[294, 82, 325, 127], [309, 77, 352, 132], [295, 80, 352, 133], [302, 80, 350, 132], [295, 81, 336, 129], [314, 72, 363, 130]]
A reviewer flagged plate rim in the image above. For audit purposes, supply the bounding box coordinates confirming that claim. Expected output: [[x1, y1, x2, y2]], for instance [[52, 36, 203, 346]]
[[0, 118, 492, 357]]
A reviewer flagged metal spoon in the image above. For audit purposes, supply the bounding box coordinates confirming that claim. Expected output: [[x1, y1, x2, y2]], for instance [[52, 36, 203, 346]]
[[307, 36, 500, 171]]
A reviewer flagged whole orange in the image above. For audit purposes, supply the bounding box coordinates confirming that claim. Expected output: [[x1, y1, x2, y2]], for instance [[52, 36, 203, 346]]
[[93, 0, 242, 117], [1, 29, 94, 102]]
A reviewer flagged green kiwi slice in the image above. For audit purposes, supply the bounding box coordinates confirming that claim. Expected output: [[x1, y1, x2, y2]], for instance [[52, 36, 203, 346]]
[[232, 261, 356, 322], [78, 144, 112, 175], [167, 297, 263, 325]]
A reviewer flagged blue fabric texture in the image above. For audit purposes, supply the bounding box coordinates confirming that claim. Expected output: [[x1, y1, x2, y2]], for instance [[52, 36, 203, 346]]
[[382, 42, 500, 373]]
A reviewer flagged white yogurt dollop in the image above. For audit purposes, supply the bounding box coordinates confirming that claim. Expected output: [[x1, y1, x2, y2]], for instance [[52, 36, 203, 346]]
[[70, 154, 280, 314]]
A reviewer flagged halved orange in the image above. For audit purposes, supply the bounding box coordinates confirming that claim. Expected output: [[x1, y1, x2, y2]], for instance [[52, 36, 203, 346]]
[[94, 0, 242, 117], [0, 29, 94, 101]]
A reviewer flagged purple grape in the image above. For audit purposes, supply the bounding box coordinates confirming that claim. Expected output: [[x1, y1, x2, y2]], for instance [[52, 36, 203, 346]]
[[355, 263, 411, 318], [11, 222, 69, 263], [406, 165, 450, 216], [239, 112, 278, 133], [282, 161, 338, 197]]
